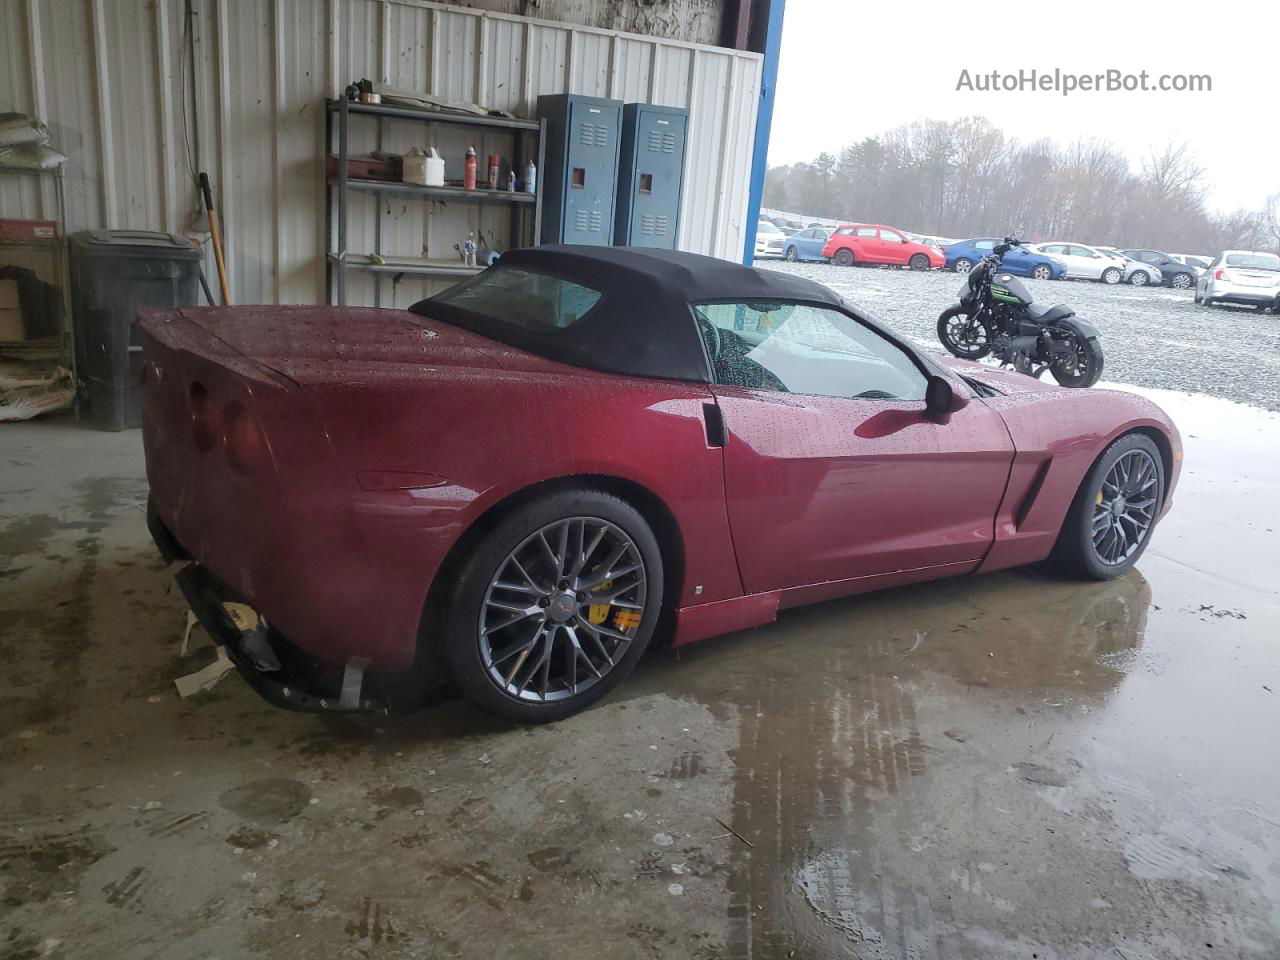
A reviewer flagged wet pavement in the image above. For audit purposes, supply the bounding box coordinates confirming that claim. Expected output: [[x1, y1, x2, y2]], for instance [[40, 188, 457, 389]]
[[1, 386, 1278, 959]]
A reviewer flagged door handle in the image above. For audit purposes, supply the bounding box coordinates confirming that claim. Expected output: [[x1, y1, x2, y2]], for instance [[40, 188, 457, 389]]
[[703, 403, 727, 448]]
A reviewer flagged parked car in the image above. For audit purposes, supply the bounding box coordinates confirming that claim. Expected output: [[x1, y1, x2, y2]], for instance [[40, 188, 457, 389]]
[[755, 220, 785, 259], [1173, 254, 1212, 273], [140, 246, 1182, 723], [782, 227, 833, 262], [1031, 243, 1130, 284], [1093, 248, 1163, 287], [1119, 249, 1196, 289], [945, 238, 1066, 280], [1196, 250, 1280, 311], [823, 223, 944, 270]]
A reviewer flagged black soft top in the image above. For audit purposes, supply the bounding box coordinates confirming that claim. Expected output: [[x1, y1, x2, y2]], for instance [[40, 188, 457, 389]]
[[410, 245, 848, 382]]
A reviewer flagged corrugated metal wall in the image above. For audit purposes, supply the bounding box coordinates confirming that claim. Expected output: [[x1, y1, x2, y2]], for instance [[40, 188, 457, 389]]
[[0, 0, 762, 307]]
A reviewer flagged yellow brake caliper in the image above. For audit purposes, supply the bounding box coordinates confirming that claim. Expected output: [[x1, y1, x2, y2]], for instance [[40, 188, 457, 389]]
[[587, 580, 641, 632]]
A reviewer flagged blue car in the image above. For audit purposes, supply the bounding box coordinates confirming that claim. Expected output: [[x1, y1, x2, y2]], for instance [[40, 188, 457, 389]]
[[781, 227, 833, 263], [943, 238, 1066, 280]]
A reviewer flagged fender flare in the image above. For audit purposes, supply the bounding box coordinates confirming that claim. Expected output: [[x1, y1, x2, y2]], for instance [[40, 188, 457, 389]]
[[1051, 315, 1101, 339]]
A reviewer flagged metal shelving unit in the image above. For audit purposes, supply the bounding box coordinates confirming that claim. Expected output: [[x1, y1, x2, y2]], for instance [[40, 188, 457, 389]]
[[324, 98, 546, 305], [0, 164, 71, 366]]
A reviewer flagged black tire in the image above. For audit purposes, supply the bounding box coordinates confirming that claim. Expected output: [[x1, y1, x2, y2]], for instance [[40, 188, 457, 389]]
[[442, 489, 664, 724], [953, 257, 973, 274], [1031, 264, 1053, 280], [1049, 334, 1104, 387], [833, 248, 854, 266], [1102, 267, 1122, 285], [936, 307, 992, 359], [909, 253, 930, 271], [784, 246, 798, 262], [1129, 270, 1150, 286], [1050, 432, 1165, 580]]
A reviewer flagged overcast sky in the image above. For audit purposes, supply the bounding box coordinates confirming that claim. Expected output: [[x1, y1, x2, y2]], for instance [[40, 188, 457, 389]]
[[769, 0, 1277, 214]]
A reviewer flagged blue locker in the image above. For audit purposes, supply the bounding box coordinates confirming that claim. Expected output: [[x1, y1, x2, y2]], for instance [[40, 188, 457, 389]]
[[536, 94, 622, 246], [615, 103, 688, 248]]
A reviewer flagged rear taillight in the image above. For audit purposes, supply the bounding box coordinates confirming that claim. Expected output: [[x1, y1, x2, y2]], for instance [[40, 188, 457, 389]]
[[1215, 268, 1226, 280], [190, 382, 219, 451], [222, 402, 263, 475]]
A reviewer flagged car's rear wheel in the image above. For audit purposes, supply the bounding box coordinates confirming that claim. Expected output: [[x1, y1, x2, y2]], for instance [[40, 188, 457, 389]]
[[1031, 264, 1053, 280], [909, 253, 930, 271], [1102, 267, 1122, 285], [784, 246, 798, 262], [1129, 270, 1149, 286], [953, 257, 973, 274], [443, 490, 664, 723], [1171, 272, 1193, 289], [833, 248, 854, 266], [1051, 433, 1164, 580]]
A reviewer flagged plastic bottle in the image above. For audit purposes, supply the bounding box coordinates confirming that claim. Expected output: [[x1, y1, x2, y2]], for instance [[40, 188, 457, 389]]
[[523, 160, 536, 195], [507, 171, 516, 192], [487, 153, 500, 190], [463, 146, 477, 190]]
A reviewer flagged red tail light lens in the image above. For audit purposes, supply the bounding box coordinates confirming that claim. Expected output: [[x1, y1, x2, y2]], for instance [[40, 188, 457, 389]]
[[222, 402, 263, 475], [190, 382, 219, 451], [1215, 269, 1226, 280]]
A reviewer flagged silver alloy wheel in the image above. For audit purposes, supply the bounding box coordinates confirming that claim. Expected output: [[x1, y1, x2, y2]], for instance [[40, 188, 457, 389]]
[[1103, 268, 1122, 284], [479, 517, 647, 702], [1130, 271, 1148, 286], [1171, 273, 1192, 289], [1033, 265, 1052, 280], [1091, 449, 1159, 565], [785, 247, 798, 262], [954, 258, 973, 273]]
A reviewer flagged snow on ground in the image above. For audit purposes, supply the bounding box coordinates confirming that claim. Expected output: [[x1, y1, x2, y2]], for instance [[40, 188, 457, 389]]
[[758, 260, 1280, 413]]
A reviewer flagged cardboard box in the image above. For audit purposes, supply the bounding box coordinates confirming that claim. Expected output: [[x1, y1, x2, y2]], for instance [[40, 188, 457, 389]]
[[0, 279, 19, 309], [0, 308, 25, 341]]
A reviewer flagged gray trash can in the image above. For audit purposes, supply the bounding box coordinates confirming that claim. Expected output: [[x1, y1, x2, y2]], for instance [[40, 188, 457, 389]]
[[69, 230, 201, 431]]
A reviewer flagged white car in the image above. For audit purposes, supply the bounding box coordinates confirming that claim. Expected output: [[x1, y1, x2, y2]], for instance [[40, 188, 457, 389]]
[[754, 220, 785, 260], [1098, 247, 1165, 287], [1031, 242, 1131, 284], [1196, 251, 1280, 311]]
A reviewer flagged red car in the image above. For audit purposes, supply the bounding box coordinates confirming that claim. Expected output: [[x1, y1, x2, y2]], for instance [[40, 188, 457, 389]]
[[140, 247, 1180, 723], [823, 223, 945, 270]]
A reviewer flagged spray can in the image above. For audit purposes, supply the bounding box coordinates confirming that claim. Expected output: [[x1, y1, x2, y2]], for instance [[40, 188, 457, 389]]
[[523, 160, 537, 194], [507, 170, 517, 192], [487, 153, 500, 189], [463, 146, 477, 190]]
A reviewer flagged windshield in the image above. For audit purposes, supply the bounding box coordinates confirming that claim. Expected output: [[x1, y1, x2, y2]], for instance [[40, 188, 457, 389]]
[[1225, 253, 1280, 270], [757, 221, 783, 235], [429, 266, 602, 332]]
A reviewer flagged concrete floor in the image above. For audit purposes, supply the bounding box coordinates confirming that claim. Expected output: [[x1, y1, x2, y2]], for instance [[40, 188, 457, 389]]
[[1, 385, 1278, 959]]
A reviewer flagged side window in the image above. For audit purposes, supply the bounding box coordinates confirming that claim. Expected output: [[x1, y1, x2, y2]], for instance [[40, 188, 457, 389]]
[[855, 227, 878, 239], [835, 227, 854, 236], [1042, 244, 1064, 256], [1073, 246, 1098, 258], [693, 301, 928, 402], [879, 231, 904, 243], [975, 239, 995, 251]]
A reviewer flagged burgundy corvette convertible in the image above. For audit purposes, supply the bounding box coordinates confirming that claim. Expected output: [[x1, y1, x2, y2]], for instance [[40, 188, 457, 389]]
[[141, 246, 1181, 722]]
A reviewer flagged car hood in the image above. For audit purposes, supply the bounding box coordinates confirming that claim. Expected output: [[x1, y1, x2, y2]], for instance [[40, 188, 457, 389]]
[[940, 357, 1060, 394], [176, 305, 505, 383]]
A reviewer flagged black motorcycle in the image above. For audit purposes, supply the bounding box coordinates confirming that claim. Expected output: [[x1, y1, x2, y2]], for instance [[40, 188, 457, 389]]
[[937, 238, 1104, 387]]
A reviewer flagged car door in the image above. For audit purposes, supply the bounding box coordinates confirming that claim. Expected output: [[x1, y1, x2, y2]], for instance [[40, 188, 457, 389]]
[[1070, 245, 1106, 279], [1039, 244, 1077, 277], [694, 300, 1015, 594], [877, 228, 910, 265], [793, 229, 819, 260]]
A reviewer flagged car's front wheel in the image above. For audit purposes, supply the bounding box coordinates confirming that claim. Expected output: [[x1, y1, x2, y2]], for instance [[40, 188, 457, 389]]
[[1170, 272, 1193, 290], [953, 257, 973, 274], [1031, 264, 1053, 280], [443, 490, 664, 723], [1129, 270, 1149, 286], [909, 253, 930, 271], [1051, 432, 1164, 580]]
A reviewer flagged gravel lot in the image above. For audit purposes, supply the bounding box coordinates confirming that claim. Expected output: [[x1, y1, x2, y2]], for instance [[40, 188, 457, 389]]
[[759, 261, 1280, 412]]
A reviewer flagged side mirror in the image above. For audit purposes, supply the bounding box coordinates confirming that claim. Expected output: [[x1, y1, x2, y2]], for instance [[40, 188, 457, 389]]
[[925, 375, 968, 417]]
